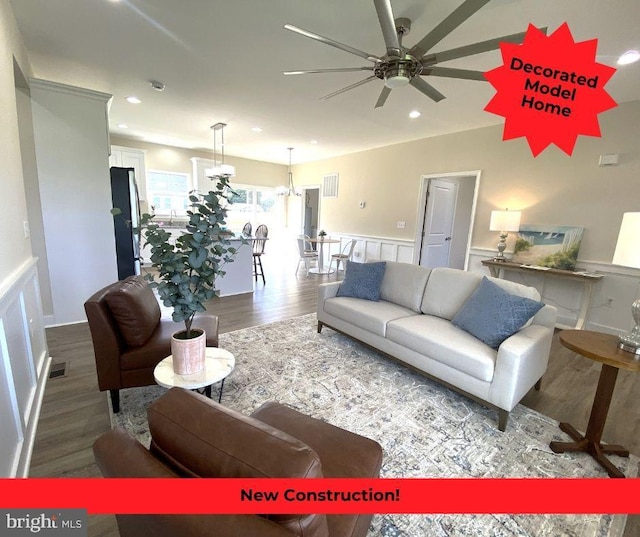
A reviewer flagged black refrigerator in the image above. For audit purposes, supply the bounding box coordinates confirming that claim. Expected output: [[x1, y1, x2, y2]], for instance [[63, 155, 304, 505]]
[[110, 166, 141, 280]]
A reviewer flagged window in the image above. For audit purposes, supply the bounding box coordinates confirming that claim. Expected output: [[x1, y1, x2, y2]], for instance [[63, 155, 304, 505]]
[[226, 185, 277, 232], [146, 170, 191, 215]]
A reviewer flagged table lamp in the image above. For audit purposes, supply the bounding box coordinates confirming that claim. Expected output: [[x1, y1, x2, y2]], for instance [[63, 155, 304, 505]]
[[489, 209, 521, 262], [612, 212, 640, 354]]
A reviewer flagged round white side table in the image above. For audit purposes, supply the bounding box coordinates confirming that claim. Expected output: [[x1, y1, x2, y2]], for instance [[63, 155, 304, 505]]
[[153, 347, 235, 403]]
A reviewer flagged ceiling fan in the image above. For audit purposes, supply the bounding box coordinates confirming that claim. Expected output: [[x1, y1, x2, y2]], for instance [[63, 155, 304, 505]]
[[284, 0, 541, 108]]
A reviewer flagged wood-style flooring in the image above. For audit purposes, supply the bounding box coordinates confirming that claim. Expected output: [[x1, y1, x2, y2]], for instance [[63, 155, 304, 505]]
[[31, 262, 640, 536]]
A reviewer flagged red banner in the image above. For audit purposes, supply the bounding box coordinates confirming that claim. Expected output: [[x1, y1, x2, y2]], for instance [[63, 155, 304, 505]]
[[2, 478, 640, 514], [484, 23, 617, 156]]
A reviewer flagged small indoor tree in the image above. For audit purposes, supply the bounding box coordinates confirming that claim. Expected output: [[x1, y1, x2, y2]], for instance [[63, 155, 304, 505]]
[[140, 175, 245, 339]]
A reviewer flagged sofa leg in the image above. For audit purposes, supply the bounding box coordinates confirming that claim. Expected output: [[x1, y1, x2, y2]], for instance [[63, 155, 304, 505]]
[[534, 378, 542, 391], [110, 389, 120, 414], [317, 321, 323, 334], [498, 409, 509, 432]]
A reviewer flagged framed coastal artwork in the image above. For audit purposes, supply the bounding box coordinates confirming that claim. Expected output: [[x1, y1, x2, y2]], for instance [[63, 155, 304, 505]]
[[511, 225, 584, 271]]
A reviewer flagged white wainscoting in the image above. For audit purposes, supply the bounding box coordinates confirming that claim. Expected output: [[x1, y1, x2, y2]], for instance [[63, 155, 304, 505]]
[[328, 233, 415, 264], [469, 248, 639, 334], [0, 258, 51, 477]]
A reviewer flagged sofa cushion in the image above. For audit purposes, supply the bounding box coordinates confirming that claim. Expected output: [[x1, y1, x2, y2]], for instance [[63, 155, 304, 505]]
[[386, 315, 497, 382], [105, 276, 161, 347], [379, 261, 432, 312], [421, 268, 483, 320], [336, 261, 386, 301], [452, 277, 544, 350], [324, 297, 417, 337]]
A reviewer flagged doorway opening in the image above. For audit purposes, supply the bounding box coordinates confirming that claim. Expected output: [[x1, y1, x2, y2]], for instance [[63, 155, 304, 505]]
[[301, 186, 320, 247], [414, 171, 481, 270]]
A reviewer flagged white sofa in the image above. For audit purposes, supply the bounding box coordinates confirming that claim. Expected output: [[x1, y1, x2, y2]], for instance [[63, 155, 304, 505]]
[[317, 262, 558, 431]]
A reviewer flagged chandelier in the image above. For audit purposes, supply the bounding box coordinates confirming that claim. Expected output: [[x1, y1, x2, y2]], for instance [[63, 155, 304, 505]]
[[277, 147, 301, 196], [205, 122, 236, 179]]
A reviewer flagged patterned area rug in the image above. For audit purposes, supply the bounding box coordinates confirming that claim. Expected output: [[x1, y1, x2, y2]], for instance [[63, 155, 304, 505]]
[[111, 313, 636, 536]]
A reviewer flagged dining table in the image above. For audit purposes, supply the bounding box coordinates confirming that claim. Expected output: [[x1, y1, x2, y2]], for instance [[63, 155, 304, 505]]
[[306, 237, 341, 274]]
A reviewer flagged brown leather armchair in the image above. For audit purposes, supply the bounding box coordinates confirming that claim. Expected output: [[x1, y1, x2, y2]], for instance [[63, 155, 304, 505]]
[[84, 276, 219, 413], [93, 388, 383, 537]]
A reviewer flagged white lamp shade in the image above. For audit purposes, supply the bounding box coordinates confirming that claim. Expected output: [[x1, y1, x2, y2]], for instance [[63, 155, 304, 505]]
[[489, 210, 521, 232], [612, 212, 640, 268], [205, 163, 236, 178]]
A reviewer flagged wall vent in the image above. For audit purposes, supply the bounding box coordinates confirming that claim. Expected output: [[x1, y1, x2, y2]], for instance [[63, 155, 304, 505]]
[[48, 361, 68, 379], [323, 173, 339, 198]]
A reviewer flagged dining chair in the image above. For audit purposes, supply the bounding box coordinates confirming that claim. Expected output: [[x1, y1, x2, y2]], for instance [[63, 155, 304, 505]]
[[253, 224, 268, 284], [296, 236, 318, 277], [329, 239, 357, 274], [302, 234, 315, 253], [242, 222, 252, 236]]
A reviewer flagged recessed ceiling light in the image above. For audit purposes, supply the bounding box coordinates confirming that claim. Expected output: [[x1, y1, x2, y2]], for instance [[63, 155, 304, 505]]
[[117, 123, 128, 129], [251, 126, 263, 132], [126, 96, 141, 104], [409, 110, 421, 119], [309, 139, 319, 144], [617, 50, 640, 65]]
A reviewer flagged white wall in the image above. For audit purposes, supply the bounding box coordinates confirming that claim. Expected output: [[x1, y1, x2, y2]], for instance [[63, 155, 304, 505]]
[[30, 79, 117, 326], [0, 0, 50, 477]]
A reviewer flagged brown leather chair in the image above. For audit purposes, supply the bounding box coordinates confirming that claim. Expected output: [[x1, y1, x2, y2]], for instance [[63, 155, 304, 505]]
[[84, 276, 219, 413], [94, 388, 383, 537]]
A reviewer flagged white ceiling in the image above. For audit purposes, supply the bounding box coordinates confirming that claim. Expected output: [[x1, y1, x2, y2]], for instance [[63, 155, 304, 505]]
[[10, 0, 640, 164]]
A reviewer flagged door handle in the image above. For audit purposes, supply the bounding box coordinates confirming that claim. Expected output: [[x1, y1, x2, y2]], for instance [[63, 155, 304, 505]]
[[445, 236, 452, 241]]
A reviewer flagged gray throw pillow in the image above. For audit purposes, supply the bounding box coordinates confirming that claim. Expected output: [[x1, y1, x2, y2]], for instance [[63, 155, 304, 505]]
[[452, 276, 544, 350], [336, 261, 387, 301]]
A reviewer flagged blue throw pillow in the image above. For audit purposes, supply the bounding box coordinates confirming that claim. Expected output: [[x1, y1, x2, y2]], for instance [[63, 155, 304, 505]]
[[336, 261, 387, 301], [452, 277, 544, 350]]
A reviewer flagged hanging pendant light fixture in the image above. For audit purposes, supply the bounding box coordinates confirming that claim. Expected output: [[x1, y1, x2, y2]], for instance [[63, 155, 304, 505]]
[[205, 122, 236, 179], [277, 147, 301, 196]]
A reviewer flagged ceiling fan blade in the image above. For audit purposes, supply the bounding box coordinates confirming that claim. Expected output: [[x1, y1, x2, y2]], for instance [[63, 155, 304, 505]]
[[409, 0, 491, 58], [284, 67, 374, 75], [375, 86, 392, 108], [284, 24, 381, 62], [427, 28, 547, 64], [410, 77, 446, 103], [373, 0, 401, 57], [427, 67, 486, 81], [320, 75, 378, 101]]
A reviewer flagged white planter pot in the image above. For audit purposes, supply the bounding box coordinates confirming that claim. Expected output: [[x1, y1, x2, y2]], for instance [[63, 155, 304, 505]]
[[171, 328, 206, 375]]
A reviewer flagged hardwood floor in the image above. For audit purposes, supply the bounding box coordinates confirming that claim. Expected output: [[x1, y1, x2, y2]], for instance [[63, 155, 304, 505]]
[[31, 262, 640, 536]]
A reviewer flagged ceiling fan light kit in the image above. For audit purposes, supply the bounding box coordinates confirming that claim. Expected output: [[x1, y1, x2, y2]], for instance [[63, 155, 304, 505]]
[[283, 0, 538, 108]]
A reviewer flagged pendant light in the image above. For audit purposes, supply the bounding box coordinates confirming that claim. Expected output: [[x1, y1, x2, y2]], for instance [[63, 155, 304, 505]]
[[277, 147, 301, 196], [205, 122, 236, 179]]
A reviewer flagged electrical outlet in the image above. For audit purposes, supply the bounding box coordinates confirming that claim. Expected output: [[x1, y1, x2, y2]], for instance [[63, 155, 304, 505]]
[[605, 297, 614, 308], [353, 251, 361, 258], [397, 221, 406, 229]]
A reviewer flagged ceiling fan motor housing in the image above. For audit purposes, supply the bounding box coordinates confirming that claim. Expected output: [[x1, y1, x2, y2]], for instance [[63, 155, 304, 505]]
[[377, 56, 422, 88]]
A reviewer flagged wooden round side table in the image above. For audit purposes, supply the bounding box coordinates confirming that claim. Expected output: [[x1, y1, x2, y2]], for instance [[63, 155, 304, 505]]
[[550, 330, 640, 478]]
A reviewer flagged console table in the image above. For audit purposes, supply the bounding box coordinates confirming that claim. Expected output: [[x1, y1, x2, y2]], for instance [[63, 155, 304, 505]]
[[481, 260, 603, 330]]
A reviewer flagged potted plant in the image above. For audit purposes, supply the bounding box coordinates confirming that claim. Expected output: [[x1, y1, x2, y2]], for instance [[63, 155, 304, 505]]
[[116, 175, 245, 374], [318, 229, 327, 241]]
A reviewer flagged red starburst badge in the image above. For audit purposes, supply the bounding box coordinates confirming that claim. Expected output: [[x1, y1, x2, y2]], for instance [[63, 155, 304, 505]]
[[484, 23, 617, 156]]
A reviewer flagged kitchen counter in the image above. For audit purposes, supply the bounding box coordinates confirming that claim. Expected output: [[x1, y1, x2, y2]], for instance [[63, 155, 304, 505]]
[[140, 230, 255, 297]]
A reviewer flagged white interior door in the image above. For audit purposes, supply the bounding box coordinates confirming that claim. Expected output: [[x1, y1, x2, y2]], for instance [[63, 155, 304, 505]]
[[419, 179, 458, 268]]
